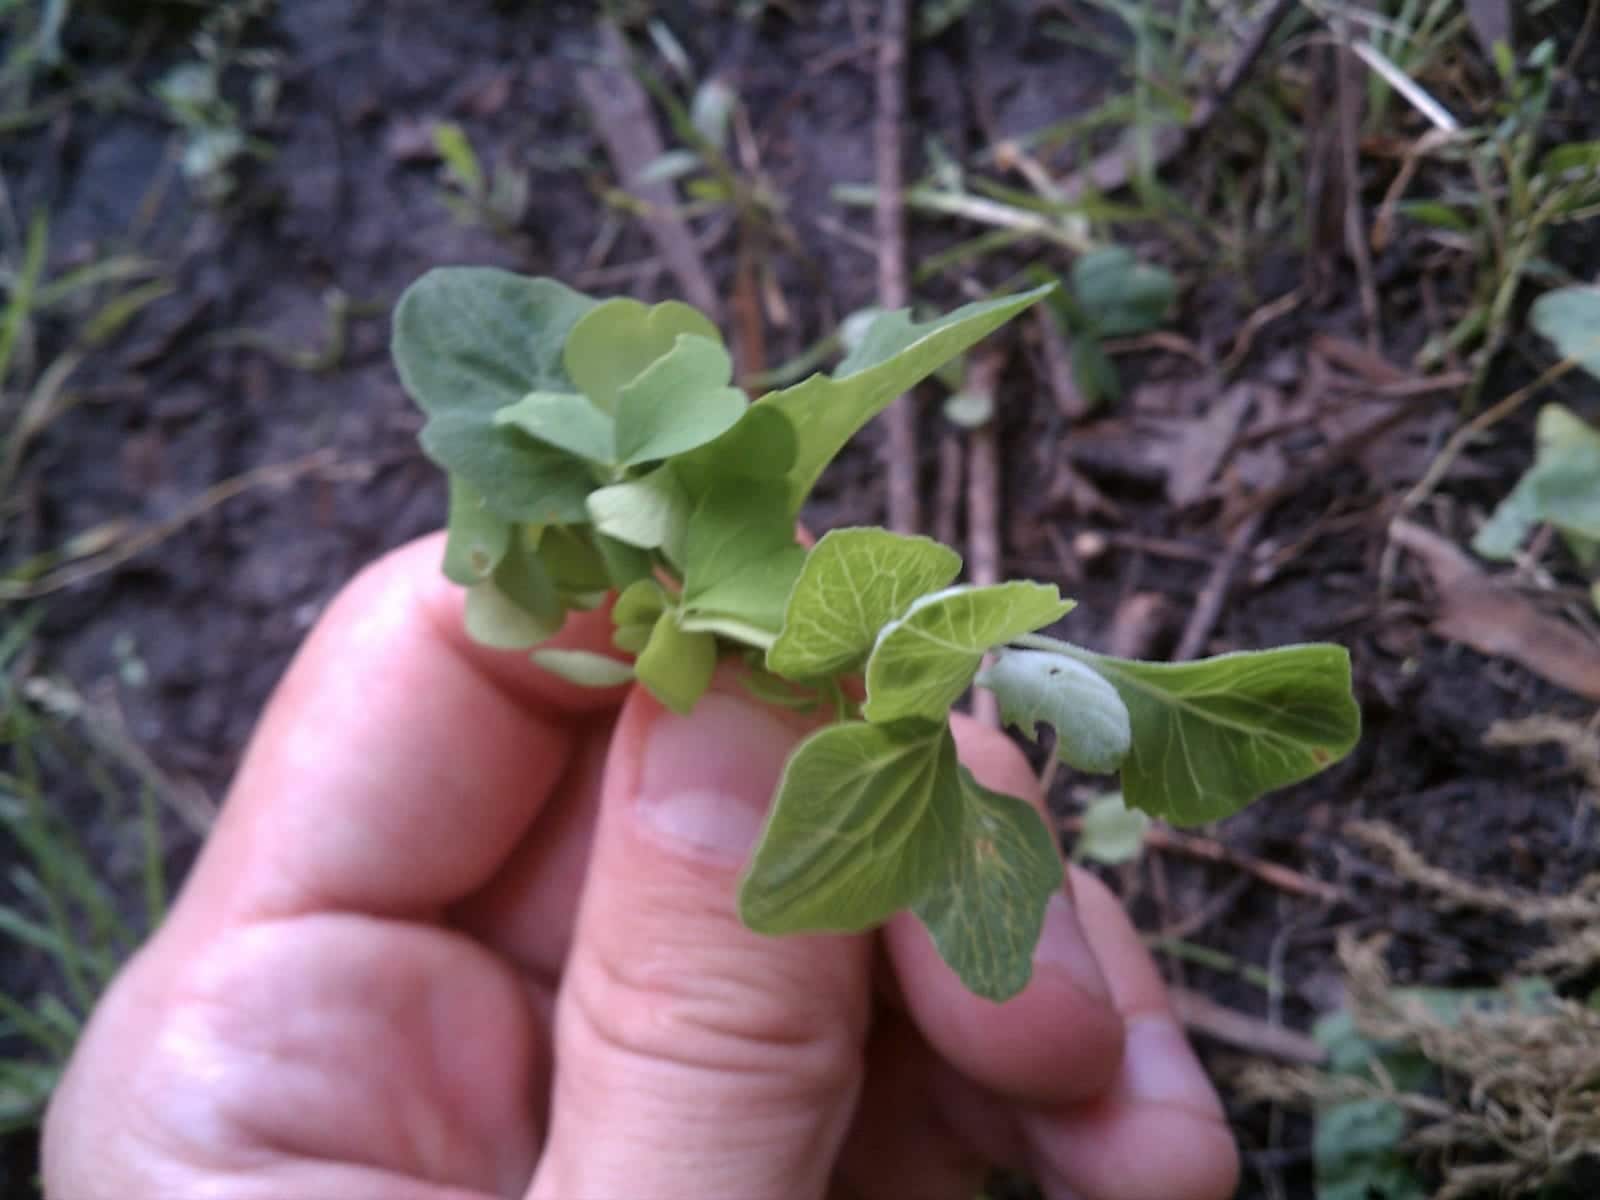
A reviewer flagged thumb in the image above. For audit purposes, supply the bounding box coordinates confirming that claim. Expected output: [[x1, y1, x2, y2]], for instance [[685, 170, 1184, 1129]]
[[529, 683, 872, 1200]]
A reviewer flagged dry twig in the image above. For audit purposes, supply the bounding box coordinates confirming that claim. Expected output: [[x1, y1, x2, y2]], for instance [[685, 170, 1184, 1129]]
[[874, 0, 918, 534]]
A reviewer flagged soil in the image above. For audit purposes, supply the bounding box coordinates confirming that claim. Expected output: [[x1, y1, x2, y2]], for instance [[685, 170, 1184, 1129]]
[[4, 2, 1599, 1196]]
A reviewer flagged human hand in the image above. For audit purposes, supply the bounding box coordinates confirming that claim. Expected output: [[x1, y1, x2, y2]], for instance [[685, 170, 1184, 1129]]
[[43, 534, 1238, 1200]]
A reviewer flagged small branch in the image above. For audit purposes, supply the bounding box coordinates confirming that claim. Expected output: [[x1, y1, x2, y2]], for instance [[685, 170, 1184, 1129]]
[[874, 0, 919, 534], [1170, 986, 1326, 1065], [578, 25, 720, 320], [1173, 509, 1264, 662], [1054, 0, 1296, 201]]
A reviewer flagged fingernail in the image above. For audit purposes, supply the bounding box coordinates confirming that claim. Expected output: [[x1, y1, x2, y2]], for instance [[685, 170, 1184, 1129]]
[[1122, 1016, 1225, 1119], [1034, 892, 1112, 1001], [635, 691, 799, 864]]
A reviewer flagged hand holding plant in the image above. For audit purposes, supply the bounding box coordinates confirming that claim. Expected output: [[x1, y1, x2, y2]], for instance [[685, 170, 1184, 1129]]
[[393, 267, 1360, 1002]]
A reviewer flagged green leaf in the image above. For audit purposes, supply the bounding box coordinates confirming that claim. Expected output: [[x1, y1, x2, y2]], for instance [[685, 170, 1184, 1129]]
[[464, 583, 550, 648], [538, 526, 612, 594], [613, 578, 670, 627], [494, 391, 616, 463], [441, 477, 511, 585], [394, 269, 599, 523], [677, 478, 804, 642], [1475, 404, 1600, 559], [1539, 140, 1600, 179], [912, 769, 1063, 1001], [1531, 286, 1600, 378], [1070, 337, 1120, 410], [588, 468, 691, 562], [768, 528, 963, 680], [595, 533, 655, 588], [532, 649, 635, 688], [464, 538, 565, 650], [674, 403, 799, 493], [863, 583, 1073, 725], [1073, 792, 1149, 866], [564, 297, 722, 414], [1398, 199, 1473, 232], [764, 285, 1052, 511], [976, 649, 1132, 773], [614, 335, 748, 465], [1051, 643, 1361, 825], [1069, 247, 1176, 338], [739, 721, 1062, 1001], [740, 722, 954, 934], [634, 612, 718, 714]]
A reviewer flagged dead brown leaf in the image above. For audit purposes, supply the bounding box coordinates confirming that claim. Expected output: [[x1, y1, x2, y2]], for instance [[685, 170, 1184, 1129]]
[[1392, 520, 1600, 702]]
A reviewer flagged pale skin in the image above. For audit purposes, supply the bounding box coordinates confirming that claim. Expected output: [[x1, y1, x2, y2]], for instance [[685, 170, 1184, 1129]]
[[43, 533, 1240, 1200]]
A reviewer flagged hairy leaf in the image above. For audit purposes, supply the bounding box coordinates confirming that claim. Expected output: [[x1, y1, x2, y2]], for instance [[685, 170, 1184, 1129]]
[[768, 528, 963, 680], [1050, 642, 1361, 825], [532, 649, 635, 688], [912, 768, 1063, 1002], [441, 476, 510, 586], [614, 335, 748, 465], [976, 649, 1131, 773], [563, 296, 721, 414], [494, 391, 616, 463], [765, 286, 1052, 510], [394, 269, 598, 523], [635, 613, 718, 714], [864, 583, 1072, 725]]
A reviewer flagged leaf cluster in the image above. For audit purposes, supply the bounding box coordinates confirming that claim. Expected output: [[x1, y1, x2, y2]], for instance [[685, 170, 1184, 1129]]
[[392, 268, 1358, 1001]]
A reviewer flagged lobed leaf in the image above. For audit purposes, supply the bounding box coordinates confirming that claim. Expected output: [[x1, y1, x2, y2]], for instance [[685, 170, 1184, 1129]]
[[740, 721, 1062, 1001], [494, 392, 616, 463], [394, 269, 598, 523], [739, 722, 952, 935], [1053, 643, 1361, 826], [614, 335, 748, 465], [765, 285, 1052, 511], [976, 649, 1131, 774], [563, 296, 722, 414], [863, 583, 1072, 725], [768, 528, 963, 680]]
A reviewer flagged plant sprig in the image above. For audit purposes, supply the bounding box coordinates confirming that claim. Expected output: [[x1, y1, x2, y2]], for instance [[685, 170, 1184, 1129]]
[[392, 268, 1360, 1001]]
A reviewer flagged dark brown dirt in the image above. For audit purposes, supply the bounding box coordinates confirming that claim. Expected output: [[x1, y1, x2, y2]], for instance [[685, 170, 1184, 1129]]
[[5, 2, 1599, 1196]]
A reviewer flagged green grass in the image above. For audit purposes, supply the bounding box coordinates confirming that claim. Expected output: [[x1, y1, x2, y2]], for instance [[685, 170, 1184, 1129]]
[[0, 613, 172, 1135]]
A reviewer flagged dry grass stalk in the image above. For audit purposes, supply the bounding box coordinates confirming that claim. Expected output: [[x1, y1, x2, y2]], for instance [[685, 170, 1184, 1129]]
[[1345, 820, 1600, 926], [1242, 936, 1600, 1198], [1484, 715, 1600, 809]]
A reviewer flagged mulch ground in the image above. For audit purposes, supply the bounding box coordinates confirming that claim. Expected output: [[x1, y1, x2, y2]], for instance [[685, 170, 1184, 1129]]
[[4, 3, 1599, 1195]]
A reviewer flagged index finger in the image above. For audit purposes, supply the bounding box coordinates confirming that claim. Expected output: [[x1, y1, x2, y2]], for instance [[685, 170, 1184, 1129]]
[[162, 534, 630, 946]]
